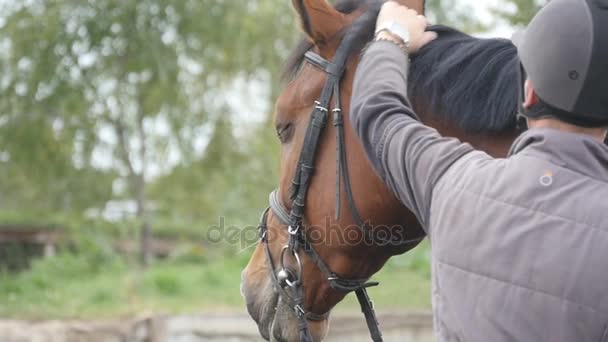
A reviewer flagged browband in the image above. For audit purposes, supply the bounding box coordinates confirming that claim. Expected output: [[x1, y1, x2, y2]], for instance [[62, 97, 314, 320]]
[[304, 51, 343, 76]]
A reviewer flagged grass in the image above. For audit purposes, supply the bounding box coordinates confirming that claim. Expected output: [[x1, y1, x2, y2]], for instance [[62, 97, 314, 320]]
[[0, 242, 431, 319], [338, 241, 432, 311], [0, 255, 248, 319]]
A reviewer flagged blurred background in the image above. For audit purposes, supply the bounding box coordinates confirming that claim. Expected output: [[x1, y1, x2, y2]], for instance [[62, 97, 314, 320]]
[[0, 0, 540, 339]]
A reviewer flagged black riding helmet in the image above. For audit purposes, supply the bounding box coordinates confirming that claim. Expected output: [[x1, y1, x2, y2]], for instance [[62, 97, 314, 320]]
[[512, 0, 608, 127]]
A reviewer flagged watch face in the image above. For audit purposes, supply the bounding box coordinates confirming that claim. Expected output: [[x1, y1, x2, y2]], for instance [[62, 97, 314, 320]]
[[375, 20, 410, 43]]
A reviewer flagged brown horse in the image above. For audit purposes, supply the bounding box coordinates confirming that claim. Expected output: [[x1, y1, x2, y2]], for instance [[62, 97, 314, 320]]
[[241, 0, 520, 340]]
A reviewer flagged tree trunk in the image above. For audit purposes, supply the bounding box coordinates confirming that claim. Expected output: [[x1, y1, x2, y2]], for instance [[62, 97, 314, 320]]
[[136, 93, 151, 267], [135, 173, 152, 267], [140, 219, 152, 267], [110, 116, 152, 267]]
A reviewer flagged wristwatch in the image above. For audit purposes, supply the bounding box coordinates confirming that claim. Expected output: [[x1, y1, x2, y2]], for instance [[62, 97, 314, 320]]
[[374, 21, 410, 51]]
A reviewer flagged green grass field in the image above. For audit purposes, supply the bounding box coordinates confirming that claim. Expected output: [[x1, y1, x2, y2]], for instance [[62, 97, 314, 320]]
[[0, 242, 431, 319]]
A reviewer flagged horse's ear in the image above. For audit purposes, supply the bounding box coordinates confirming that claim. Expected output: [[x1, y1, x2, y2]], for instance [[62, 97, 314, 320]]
[[292, 0, 347, 45]]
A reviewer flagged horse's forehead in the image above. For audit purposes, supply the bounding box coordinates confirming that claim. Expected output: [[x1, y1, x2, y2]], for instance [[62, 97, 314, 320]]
[[275, 65, 327, 122]]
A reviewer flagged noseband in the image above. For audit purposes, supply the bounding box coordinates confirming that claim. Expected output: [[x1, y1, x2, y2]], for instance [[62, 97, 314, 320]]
[[256, 35, 421, 342]]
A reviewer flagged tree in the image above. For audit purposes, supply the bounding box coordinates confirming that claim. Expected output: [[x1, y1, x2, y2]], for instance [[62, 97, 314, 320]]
[[492, 0, 545, 27], [426, 0, 488, 33], [0, 0, 295, 265]]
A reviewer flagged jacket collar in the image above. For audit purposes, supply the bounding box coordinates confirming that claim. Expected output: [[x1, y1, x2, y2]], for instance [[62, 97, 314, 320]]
[[509, 128, 608, 183]]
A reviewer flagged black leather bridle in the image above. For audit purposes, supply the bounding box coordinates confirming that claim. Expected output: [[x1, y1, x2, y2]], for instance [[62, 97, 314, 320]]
[[256, 34, 422, 342]]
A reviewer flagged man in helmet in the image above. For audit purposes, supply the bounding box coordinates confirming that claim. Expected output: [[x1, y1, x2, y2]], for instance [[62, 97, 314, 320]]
[[350, 0, 608, 341]]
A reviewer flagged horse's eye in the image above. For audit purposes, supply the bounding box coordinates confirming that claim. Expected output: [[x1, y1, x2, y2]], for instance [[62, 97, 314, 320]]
[[276, 123, 294, 143]]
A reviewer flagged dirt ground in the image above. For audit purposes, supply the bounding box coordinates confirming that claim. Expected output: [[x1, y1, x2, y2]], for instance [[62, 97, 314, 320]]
[[0, 311, 434, 342]]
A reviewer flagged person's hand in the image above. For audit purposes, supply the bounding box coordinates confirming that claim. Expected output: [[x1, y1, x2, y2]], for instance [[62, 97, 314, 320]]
[[376, 1, 437, 54]]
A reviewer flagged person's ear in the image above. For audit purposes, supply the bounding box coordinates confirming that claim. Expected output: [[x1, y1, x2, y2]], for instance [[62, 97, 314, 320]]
[[523, 79, 540, 109]]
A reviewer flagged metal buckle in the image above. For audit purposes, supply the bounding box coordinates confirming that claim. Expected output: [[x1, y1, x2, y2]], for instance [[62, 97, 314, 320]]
[[287, 225, 299, 235], [285, 277, 297, 288], [295, 304, 306, 318], [257, 207, 270, 241], [314, 101, 328, 113], [258, 229, 267, 241], [332, 108, 343, 127]]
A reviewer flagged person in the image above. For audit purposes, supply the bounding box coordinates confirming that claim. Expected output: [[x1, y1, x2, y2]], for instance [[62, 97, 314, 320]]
[[350, 0, 608, 341]]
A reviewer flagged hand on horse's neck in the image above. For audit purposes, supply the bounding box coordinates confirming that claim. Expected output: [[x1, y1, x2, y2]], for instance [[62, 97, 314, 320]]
[[527, 118, 608, 143]]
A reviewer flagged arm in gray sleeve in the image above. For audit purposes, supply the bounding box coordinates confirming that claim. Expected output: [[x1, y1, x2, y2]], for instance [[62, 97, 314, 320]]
[[350, 41, 474, 227]]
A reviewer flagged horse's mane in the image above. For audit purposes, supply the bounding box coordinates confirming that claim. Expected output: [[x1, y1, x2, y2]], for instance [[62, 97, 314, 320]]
[[283, 0, 520, 134]]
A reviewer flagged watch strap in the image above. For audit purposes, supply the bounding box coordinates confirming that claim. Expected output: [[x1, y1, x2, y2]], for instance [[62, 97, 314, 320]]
[[374, 32, 410, 53]]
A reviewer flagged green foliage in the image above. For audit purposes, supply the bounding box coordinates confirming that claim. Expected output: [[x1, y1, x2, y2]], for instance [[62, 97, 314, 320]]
[[0, 253, 127, 319], [426, 0, 488, 33], [388, 240, 432, 279], [166, 244, 207, 264], [0, 211, 64, 229], [149, 270, 183, 296], [149, 117, 280, 243], [0, 243, 432, 319], [0, 0, 295, 228], [70, 229, 122, 272], [492, 0, 544, 27]]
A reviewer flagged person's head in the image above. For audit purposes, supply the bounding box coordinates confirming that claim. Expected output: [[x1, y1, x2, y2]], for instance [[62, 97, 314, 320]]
[[513, 0, 608, 142]]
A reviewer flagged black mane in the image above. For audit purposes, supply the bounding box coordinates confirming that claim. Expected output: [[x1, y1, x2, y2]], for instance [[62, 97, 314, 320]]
[[283, 0, 520, 134]]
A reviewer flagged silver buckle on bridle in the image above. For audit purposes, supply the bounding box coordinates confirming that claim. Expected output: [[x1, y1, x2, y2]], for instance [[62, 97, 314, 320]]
[[314, 100, 328, 113], [288, 225, 300, 235]]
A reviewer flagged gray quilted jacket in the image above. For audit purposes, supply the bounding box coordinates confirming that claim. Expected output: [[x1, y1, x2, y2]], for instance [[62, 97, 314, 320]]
[[351, 41, 608, 341]]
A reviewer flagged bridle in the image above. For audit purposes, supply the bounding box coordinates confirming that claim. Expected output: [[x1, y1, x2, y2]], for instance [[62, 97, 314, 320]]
[[256, 32, 422, 341], [258, 40, 382, 340]]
